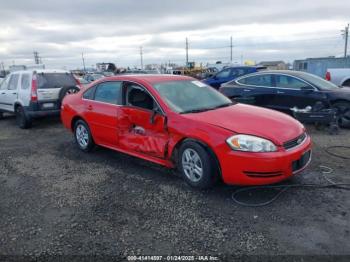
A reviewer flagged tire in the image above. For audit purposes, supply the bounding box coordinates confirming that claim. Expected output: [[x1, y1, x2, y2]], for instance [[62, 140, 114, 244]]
[[15, 106, 32, 129], [74, 120, 95, 152], [59, 86, 80, 103], [333, 101, 350, 128], [178, 141, 218, 189]]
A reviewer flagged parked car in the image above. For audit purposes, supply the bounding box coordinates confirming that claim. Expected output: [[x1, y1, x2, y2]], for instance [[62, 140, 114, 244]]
[[325, 68, 350, 87], [84, 73, 104, 82], [219, 70, 350, 127], [61, 75, 311, 189], [0, 69, 80, 128], [202, 66, 266, 89]]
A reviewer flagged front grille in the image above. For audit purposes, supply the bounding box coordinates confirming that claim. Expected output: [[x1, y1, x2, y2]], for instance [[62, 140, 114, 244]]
[[283, 133, 307, 150], [292, 150, 311, 172], [244, 171, 283, 178]]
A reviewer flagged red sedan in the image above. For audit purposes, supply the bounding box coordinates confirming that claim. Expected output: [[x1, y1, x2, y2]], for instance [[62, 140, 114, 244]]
[[61, 75, 312, 188]]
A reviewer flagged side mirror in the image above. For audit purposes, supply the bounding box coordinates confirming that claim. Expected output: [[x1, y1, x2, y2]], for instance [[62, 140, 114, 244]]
[[150, 106, 162, 124]]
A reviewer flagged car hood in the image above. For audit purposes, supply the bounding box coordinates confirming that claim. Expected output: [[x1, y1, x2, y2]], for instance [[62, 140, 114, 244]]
[[182, 104, 304, 145]]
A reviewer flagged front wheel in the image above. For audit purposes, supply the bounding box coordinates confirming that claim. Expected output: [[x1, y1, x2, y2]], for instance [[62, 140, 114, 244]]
[[333, 101, 350, 128], [179, 141, 218, 189], [74, 120, 95, 152], [15, 106, 32, 129]]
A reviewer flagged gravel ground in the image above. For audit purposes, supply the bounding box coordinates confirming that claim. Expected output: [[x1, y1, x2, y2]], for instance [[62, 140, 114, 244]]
[[0, 115, 349, 261]]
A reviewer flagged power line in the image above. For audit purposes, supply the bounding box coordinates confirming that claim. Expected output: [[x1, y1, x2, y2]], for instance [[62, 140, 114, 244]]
[[230, 36, 233, 62], [341, 24, 349, 57], [81, 52, 86, 72], [140, 46, 143, 69], [185, 37, 189, 66]]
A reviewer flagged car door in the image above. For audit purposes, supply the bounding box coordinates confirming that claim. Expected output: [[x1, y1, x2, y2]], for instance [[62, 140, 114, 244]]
[[82, 81, 122, 147], [235, 74, 276, 108], [2, 73, 20, 111], [0, 75, 11, 111], [117, 82, 169, 158], [273, 74, 327, 111]]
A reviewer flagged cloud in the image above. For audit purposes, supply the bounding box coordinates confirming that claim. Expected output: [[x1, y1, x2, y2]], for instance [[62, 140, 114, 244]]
[[0, 0, 349, 69]]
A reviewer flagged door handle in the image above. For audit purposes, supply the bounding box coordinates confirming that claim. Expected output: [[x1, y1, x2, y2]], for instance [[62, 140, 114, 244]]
[[1, 92, 5, 95], [243, 89, 251, 92], [12, 92, 17, 95], [277, 91, 285, 94], [87, 105, 93, 110]]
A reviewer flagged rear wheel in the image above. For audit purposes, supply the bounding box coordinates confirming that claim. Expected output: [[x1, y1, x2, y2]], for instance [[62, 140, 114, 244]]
[[179, 141, 218, 189], [74, 120, 94, 152], [333, 101, 350, 128], [15, 106, 32, 129]]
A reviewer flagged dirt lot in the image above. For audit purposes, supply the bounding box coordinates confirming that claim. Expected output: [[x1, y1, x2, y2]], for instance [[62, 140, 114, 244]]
[[0, 115, 350, 260]]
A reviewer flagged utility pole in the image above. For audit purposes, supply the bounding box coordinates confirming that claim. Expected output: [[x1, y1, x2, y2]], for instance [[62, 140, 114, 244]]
[[140, 46, 143, 69], [33, 51, 40, 64], [81, 52, 86, 72], [230, 36, 233, 63], [342, 24, 349, 58], [185, 37, 189, 67]]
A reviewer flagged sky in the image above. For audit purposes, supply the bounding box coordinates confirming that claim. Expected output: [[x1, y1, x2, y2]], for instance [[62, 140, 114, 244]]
[[0, 0, 349, 69]]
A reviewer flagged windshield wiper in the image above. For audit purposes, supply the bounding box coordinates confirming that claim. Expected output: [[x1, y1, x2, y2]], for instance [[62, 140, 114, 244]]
[[180, 108, 212, 114], [180, 103, 233, 114], [209, 102, 233, 110]]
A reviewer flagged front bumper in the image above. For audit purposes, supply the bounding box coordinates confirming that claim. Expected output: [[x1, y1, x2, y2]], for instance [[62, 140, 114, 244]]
[[218, 135, 312, 186]]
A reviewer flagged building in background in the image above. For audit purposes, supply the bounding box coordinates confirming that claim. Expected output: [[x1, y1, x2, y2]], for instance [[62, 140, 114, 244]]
[[258, 60, 288, 70], [293, 57, 350, 77]]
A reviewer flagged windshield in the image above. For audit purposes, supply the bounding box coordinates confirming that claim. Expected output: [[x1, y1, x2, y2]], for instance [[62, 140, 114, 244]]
[[153, 80, 233, 113], [301, 73, 340, 89]]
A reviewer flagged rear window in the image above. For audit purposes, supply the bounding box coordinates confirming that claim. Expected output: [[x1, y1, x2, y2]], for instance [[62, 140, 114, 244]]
[[37, 73, 76, 89]]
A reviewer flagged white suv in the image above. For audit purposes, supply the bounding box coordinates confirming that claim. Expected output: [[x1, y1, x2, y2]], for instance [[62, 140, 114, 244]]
[[0, 69, 80, 128]]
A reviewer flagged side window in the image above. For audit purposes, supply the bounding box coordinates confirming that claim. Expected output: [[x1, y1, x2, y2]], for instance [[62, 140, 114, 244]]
[[125, 84, 155, 111], [231, 69, 245, 78], [82, 86, 96, 100], [215, 68, 231, 79], [94, 81, 122, 104], [0, 75, 10, 90], [8, 74, 19, 90], [275, 75, 310, 90], [21, 74, 31, 90], [238, 74, 272, 87]]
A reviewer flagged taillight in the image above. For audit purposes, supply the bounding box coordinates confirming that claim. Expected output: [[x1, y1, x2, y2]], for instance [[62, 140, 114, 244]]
[[325, 71, 331, 81], [31, 74, 38, 102]]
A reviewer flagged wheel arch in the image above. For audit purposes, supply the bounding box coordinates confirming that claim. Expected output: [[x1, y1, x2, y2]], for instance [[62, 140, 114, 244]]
[[170, 137, 222, 179], [71, 115, 88, 131]]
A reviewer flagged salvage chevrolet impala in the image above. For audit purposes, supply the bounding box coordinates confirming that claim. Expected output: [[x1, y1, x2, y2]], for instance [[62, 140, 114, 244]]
[[61, 75, 312, 188]]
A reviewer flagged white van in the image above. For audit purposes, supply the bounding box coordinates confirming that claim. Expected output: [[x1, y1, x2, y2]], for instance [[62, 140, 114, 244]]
[[0, 69, 80, 128]]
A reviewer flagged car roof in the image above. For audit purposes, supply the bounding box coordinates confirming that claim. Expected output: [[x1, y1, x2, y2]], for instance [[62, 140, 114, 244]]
[[245, 70, 308, 76], [10, 69, 70, 74], [100, 74, 194, 84]]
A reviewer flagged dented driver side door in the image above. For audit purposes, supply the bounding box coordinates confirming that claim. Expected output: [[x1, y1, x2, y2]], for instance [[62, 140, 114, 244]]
[[117, 82, 169, 159]]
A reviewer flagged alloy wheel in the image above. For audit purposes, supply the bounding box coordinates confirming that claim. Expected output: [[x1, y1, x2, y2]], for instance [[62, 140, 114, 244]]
[[76, 124, 89, 149], [181, 148, 203, 183]]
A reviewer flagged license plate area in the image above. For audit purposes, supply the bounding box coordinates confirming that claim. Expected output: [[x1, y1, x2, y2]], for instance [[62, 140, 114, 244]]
[[42, 102, 55, 109], [292, 150, 311, 173]]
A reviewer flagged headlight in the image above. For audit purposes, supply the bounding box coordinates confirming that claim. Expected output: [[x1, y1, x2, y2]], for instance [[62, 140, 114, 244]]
[[226, 134, 277, 152]]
